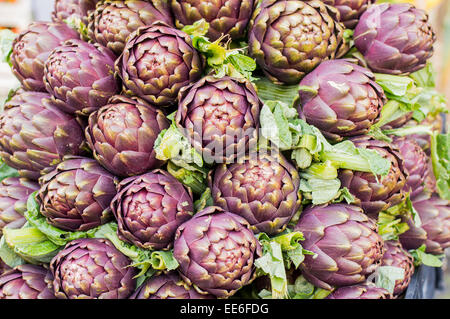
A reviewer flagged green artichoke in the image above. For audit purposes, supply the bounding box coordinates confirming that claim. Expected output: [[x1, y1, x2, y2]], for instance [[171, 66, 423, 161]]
[[354, 3, 436, 75], [10, 21, 78, 92], [0, 265, 55, 299], [111, 169, 194, 250], [0, 91, 85, 181], [85, 95, 170, 177], [116, 24, 203, 107], [175, 76, 261, 164], [173, 206, 262, 298], [323, 0, 375, 29], [296, 59, 386, 142], [294, 204, 385, 290], [248, 0, 347, 84], [171, 0, 255, 41], [0, 177, 39, 234], [339, 136, 407, 217], [53, 0, 100, 25], [50, 238, 137, 299], [210, 153, 301, 235], [326, 282, 392, 299], [130, 271, 215, 299], [88, 0, 174, 56], [43, 39, 119, 116], [38, 157, 119, 232]]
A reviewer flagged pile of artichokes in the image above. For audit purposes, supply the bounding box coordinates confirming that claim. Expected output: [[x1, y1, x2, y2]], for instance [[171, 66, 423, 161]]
[[0, 0, 447, 300]]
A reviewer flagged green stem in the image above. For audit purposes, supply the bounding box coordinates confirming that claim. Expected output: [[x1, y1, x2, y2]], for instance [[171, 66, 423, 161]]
[[320, 152, 372, 172]]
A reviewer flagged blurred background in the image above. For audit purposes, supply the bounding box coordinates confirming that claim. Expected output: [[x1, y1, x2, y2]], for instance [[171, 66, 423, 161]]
[[0, 0, 449, 298]]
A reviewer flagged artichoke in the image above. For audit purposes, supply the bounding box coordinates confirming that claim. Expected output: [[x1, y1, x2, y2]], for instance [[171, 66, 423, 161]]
[[248, 0, 347, 84], [43, 39, 119, 116], [38, 157, 119, 232], [399, 195, 450, 255], [354, 3, 436, 75], [50, 238, 137, 299], [171, 0, 255, 41], [325, 282, 392, 299], [10, 21, 78, 92], [0, 265, 55, 299], [130, 271, 215, 299], [111, 170, 194, 250], [116, 24, 203, 107], [294, 204, 385, 290], [339, 136, 407, 217], [323, 0, 375, 29], [381, 240, 415, 296], [53, 0, 99, 25], [86, 95, 170, 177], [0, 91, 85, 181], [173, 206, 262, 298], [296, 59, 386, 142], [405, 113, 443, 155], [210, 153, 301, 235], [88, 0, 174, 56], [175, 76, 261, 164], [0, 261, 11, 276], [0, 177, 39, 234]]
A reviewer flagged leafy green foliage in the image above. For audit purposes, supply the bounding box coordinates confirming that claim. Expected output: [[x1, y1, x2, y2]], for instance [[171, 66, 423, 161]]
[[409, 245, 444, 268]]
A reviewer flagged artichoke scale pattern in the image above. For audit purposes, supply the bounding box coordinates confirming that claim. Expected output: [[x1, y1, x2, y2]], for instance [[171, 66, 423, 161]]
[[323, 0, 375, 29], [53, 0, 100, 25], [326, 282, 392, 299]]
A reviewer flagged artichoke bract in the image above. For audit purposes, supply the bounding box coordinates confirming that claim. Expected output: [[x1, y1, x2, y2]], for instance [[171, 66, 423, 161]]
[[381, 240, 415, 296], [296, 59, 386, 142], [354, 3, 436, 75], [86, 95, 170, 177], [0, 91, 85, 181], [173, 206, 262, 298], [0, 178, 39, 234], [53, 0, 99, 25], [88, 0, 174, 56], [130, 271, 215, 299], [339, 136, 406, 217], [176, 76, 261, 164], [210, 153, 301, 235], [171, 0, 255, 41], [43, 39, 119, 116], [0, 265, 55, 299], [400, 195, 450, 255], [50, 238, 137, 299], [323, 0, 375, 29], [10, 21, 79, 92], [38, 157, 119, 232], [248, 0, 347, 84], [116, 24, 203, 107], [294, 204, 385, 291], [111, 170, 194, 251], [325, 282, 392, 299]]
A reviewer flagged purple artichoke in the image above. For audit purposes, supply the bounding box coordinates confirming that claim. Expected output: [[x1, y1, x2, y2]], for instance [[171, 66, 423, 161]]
[[0, 91, 85, 181], [43, 39, 119, 116], [381, 240, 415, 296], [294, 204, 385, 290], [0, 177, 40, 234], [85, 95, 170, 177], [50, 238, 137, 299], [175, 76, 261, 164], [354, 3, 436, 75], [88, 0, 174, 56], [0, 261, 11, 276], [210, 153, 301, 235], [248, 0, 347, 84], [53, 0, 100, 25], [339, 136, 407, 217], [171, 0, 255, 41], [326, 282, 392, 299], [37, 157, 118, 232], [111, 170, 194, 250], [130, 271, 215, 299], [10, 21, 79, 92], [296, 59, 386, 142], [116, 24, 203, 107], [323, 0, 375, 29], [400, 195, 450, 255], [173, 206, 262, 298], [0, 265, 55, 299]]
